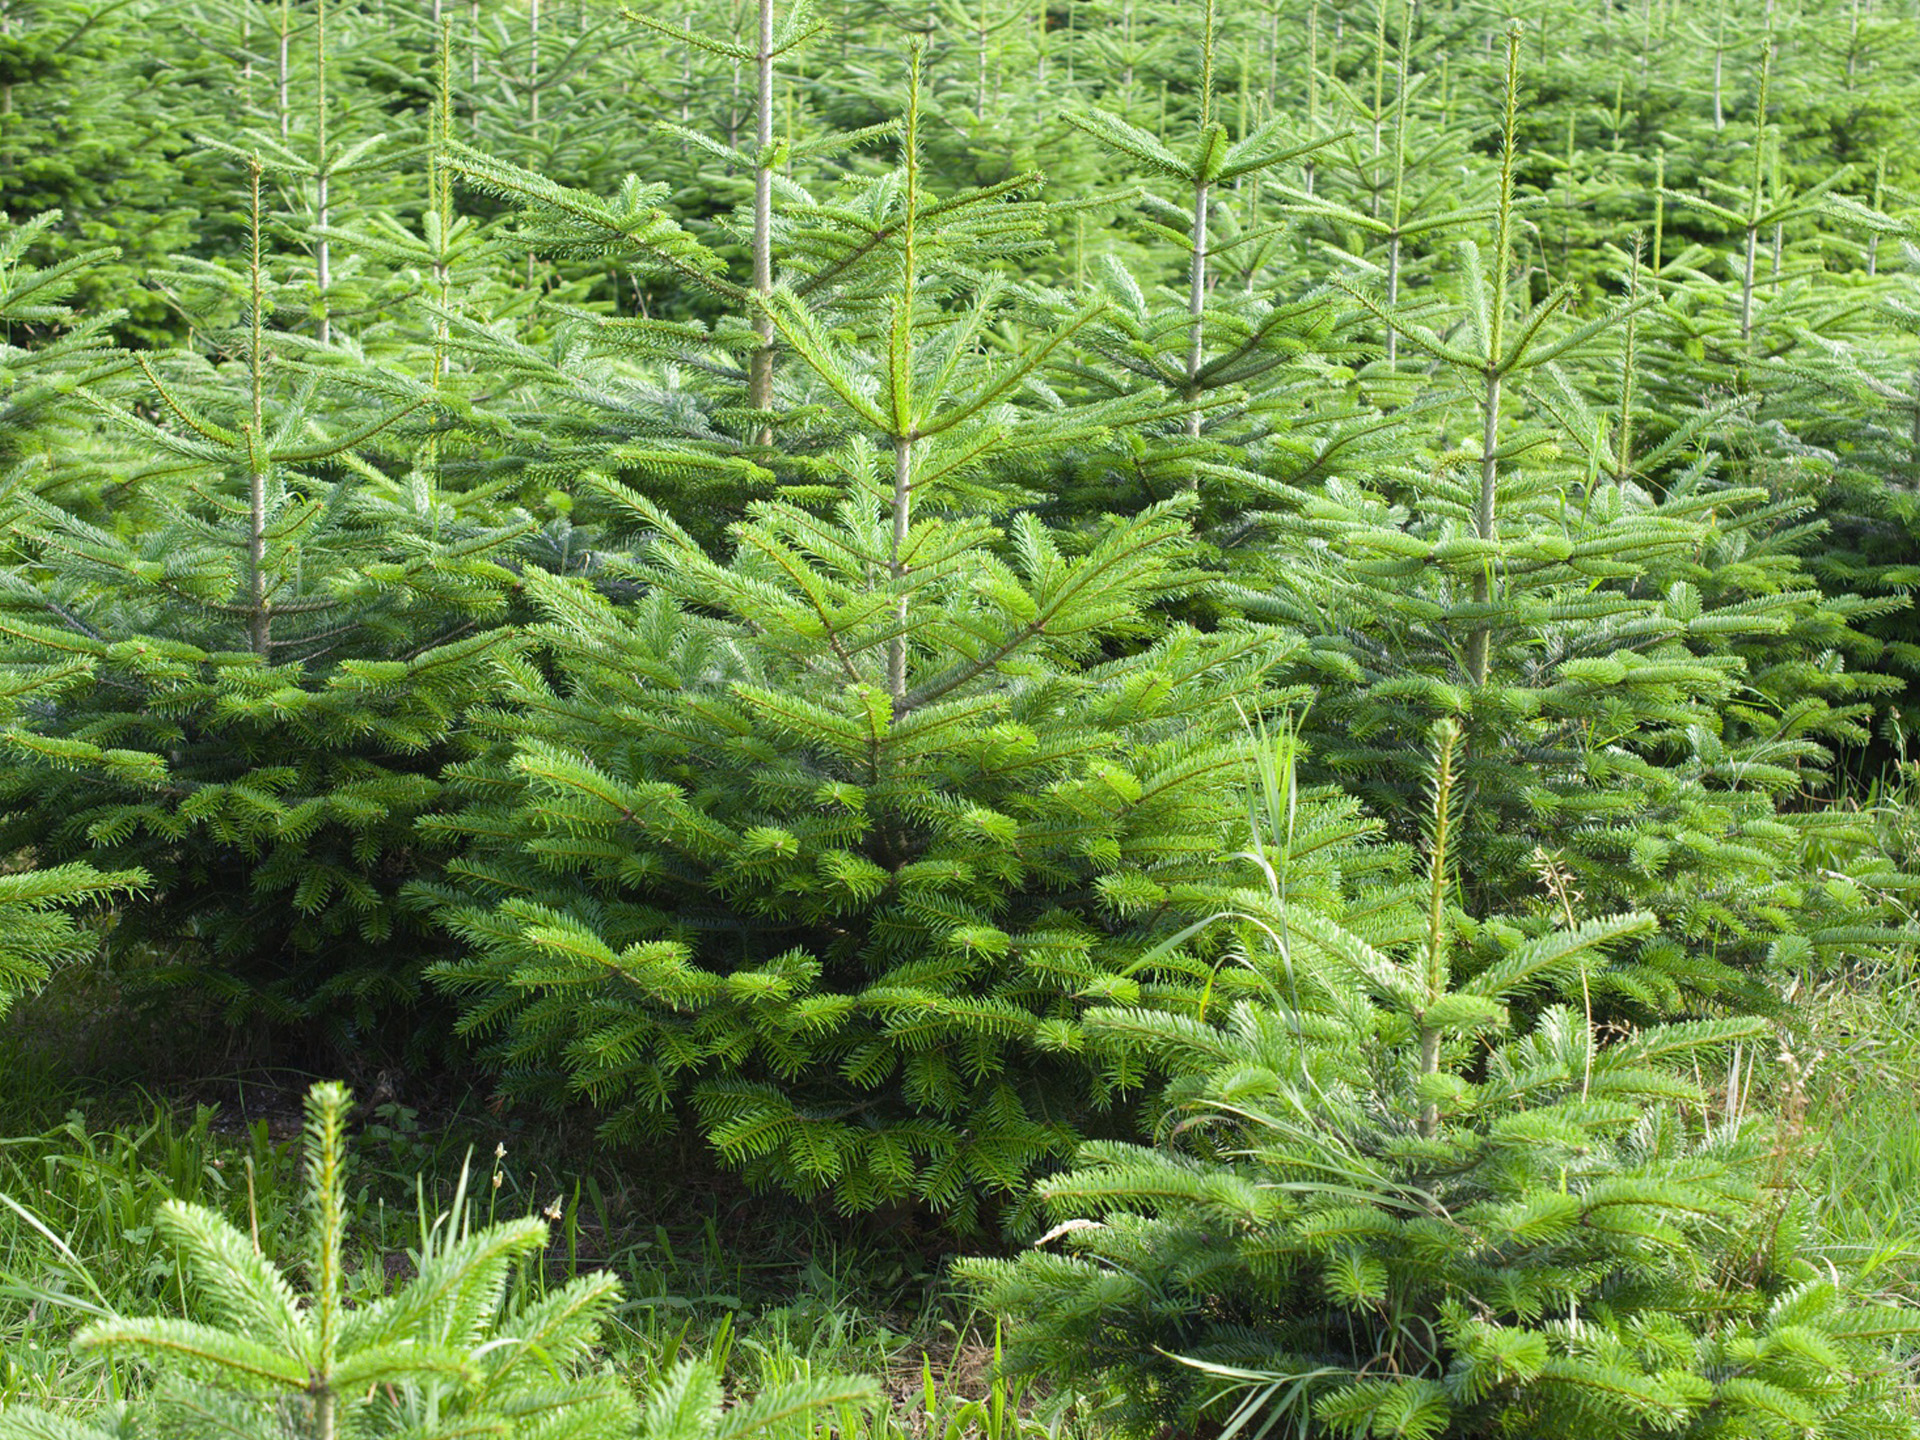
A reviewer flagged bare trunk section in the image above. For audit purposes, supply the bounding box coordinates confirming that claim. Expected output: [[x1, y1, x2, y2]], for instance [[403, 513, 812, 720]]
[[1384, 1, 1409, 366], [976, 0, 988, 121], [1739, 230, 1758, 347], [1467, 27, 1520, 690], [433, 20, 454, 387], [315, 173, 331, 345], [1652, 150, 1666, 273], [749, 0, 775, 444], [528, 0, 540, 132], [1184, 0, 1217, 440], [888, 436, 913, 703], [1184, 177, 1209, 439], [680, 10, 691, 126], [1615, 247, 1641, 484], [1302, 5, 1318, 196], [888, 52, 925, 711], [247, 159, 273, 660], [1467, 367, 1499, 687], [1417, 722, 1459, 1140], [314, 0, 331, 345], [1034, 0, 1046, 90], [1910, 364, 1920, 465], [1740, 47, 1771, 347], [1385, 237, 1401, 365]]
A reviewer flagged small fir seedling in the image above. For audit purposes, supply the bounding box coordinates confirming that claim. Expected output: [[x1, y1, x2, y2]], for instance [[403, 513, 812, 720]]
[[0, 1081, 634, 1440], [0, 1081, 881, 1440]]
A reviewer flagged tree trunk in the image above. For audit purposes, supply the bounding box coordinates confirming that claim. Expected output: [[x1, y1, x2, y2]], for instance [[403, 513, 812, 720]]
[[749, 0, 775, 444]]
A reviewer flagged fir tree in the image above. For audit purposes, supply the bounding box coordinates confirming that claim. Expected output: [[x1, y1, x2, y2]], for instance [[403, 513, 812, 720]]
[[1055, 5, 1338, 437], [421, 53, 1317, 1222], [0, 211, 135, 498], [0, 0, 205, 344], [0, 1082, 876, 1440], [0, 860, 145, 1020], [0, 214, 149, 1020], [964, 721, 1920, 1440], [1215, 24, 1914, 1002], [0, 165, 530, 1054]]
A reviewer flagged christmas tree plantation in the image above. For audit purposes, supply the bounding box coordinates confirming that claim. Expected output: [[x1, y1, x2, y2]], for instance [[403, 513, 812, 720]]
[[1, 0, 1919, 1245]]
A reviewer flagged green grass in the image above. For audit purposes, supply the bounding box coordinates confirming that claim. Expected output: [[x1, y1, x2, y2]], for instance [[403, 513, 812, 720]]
[[0, 989, 1086, 1437], [1794, 963, 1920, 1308], [1785, 762, 1920, 1312], [4, 972, 1917, 1436]]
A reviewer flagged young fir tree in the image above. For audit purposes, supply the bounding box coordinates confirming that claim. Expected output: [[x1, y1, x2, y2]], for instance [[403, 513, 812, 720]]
[[424, 0, 812, 541], [1270, 0, 1498, 366], [1029, 0, 1505, 572], [0, 1083, 876, 1440], [420, 53, 1316, 1224], [0, 163, 531, 1055], [0, 212, 135, 498], [1638, 39, 1920, 734], [1014, 0, 1397, 553], [192, 0, 427, 350], [1216, 25, 1913, 1006], [964, 720, 1920, 1440], [428, 0, 996, 551], [0, 214, 150, 1020], [1803, 229, 1920, 722], [0, 861, 144, 1021]]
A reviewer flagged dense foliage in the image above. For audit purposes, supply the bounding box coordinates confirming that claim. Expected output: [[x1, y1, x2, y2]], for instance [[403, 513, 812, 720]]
[[965, 723, 1918, 1439], [0, 183, 529, 1050], [4, 0, 1920, 1427]]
